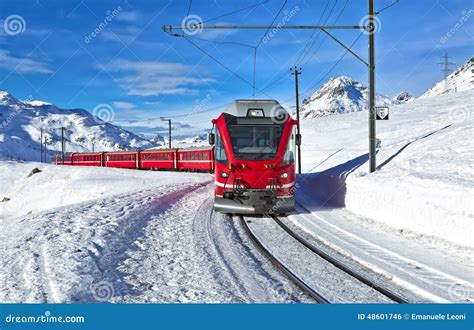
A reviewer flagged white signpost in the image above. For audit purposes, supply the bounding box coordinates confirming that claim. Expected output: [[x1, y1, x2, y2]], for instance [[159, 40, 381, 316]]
[[376, 106, 389, 120]]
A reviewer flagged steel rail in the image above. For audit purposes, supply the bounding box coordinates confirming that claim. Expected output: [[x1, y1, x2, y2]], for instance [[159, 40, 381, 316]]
[[271, 213, 408, 303], [239, 216, 329, 303]]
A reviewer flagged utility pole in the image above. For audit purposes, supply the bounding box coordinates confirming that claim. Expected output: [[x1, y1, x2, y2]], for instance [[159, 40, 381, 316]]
[[43, 137, 47, 163], [92, 141, 95, 153], [40, 128, 43, 163], [61, 127, 65, 165], [163, 0, 378, 172], [290, 66, 302, 174], [368, 0, 376, 173], [438, 53, 455, 92], [161, 117, 172, 149]]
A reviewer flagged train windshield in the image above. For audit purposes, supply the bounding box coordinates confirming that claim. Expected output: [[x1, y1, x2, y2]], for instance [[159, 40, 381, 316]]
[[228, 124, 283, 160]]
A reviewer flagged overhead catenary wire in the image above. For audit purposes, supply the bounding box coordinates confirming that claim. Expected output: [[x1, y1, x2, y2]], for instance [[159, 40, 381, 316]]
[[253, 0, 288, 97], [283, 31, 364, 104], [255, 0, 341, 96], [200, 0, 270, 25], [375, 0, 400, 15], [186, 0, 192, 16]]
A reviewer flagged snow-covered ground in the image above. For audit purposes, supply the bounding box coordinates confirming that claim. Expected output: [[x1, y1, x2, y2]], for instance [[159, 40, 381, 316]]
[[0, 165, 310, 303], [299, 89, 473, 247], [0, 161, 210, 220]]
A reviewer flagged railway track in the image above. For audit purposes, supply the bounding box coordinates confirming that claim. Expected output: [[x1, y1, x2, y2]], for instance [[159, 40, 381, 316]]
[[270, 215, 408, 303], [239, 216, 329, 303], [240, 214, 409, 304]]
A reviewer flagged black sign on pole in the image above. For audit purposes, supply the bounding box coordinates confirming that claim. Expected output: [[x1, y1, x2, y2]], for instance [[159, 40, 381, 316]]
[[376, 106, 389, 120]]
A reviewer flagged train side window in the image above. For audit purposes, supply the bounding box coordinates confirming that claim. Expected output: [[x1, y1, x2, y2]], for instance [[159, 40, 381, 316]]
[[282, 128, 296, 165], [215, 129, 228, 165]]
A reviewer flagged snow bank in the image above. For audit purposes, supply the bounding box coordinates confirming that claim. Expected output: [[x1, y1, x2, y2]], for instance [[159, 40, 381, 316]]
[[300, 90, 474, 247], [0, 161, 212, 219]]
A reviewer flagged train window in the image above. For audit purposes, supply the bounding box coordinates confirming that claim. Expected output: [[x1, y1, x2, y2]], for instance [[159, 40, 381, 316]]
[[228, 125, 283, 160], [282, 127, 296, 165], [215, 129, 228, 165]]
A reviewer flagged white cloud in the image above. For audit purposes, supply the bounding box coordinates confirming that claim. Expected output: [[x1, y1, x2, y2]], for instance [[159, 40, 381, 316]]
[[115, 10, 144, 23], [0, 50, 51, 74], [101, 59, 214, 96], [112, 101, 136, 110]]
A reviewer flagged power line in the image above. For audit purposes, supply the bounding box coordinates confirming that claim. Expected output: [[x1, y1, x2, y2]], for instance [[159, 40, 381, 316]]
[[284, 31, 364, 103], [255, 0, 287, 49], [253, 0, 288, 97], [254, 0, 345, 96], [255, 0, 334, 96], [297, 0, 339, 66], [300, 0, 349, 66], [200, 0, 270, 25], [176, 34, 255, 48], [293, 0, 332, 65], [375, 0, 400, 15], [183, 37, 256, 90], [186, 0, 192, 16]]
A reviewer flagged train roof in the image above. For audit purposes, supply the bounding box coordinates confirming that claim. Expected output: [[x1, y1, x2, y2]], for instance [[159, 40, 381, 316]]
[[223, 99, 289, 117], [177, 146, 213, 151]]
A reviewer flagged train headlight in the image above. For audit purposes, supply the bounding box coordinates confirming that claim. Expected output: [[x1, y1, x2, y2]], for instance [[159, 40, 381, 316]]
[[280, 172, 289, 179], [221, 172, 229, 178], [247, 109, 264, 117]]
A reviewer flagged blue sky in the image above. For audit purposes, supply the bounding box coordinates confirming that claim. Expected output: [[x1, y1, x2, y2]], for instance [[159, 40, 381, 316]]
[[0, 0, 472, 137]]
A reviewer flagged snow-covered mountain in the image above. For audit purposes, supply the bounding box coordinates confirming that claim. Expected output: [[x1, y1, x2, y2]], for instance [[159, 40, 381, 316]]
[[0, 90, 157, 161], [392, 91, 415, 104], [420, 57, 474, 99], [300, 76, 392, 118]]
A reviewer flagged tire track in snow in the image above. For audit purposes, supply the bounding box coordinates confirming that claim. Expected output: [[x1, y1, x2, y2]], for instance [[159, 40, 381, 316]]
[[0, 181, 210, 303]]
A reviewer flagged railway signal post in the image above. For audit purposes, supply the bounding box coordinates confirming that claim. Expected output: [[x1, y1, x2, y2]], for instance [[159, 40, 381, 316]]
[[161, 117, 172, 149], [61, 127, 65, 165], [40, 128, 43, 163], [290, 66, 302, 174]]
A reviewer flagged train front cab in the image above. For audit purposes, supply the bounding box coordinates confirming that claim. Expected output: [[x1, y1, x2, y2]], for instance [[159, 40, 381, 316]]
[[210, 100, 299, 215]]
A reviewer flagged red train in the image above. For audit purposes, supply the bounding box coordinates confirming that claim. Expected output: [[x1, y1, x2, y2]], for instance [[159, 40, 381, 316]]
[[53, 147, 214, 172], [54, 99, 298, 215], [209, 99, 299, 215]]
